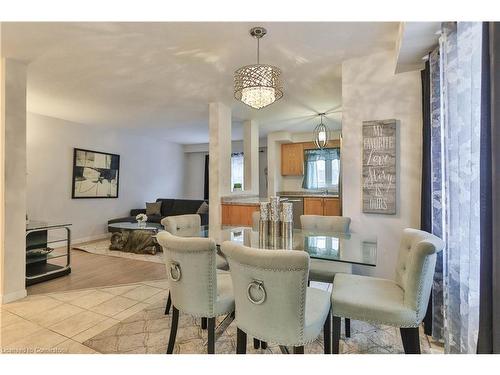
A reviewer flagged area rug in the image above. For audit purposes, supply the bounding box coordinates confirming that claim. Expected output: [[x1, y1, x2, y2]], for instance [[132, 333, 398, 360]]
[[73, 240, 164, 264], [83, 299, 439, 354]]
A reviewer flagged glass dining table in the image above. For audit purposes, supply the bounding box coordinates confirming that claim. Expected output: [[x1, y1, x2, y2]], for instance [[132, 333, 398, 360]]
[[169, 224, 377, 354], [197, 225, 377, 267]]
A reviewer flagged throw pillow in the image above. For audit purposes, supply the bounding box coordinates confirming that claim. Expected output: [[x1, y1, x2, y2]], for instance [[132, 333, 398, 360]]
[[196, 201, 209, 214], [146, 202, 162, 216]]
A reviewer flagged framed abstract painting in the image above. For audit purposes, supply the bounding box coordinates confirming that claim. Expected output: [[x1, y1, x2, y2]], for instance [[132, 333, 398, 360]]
[[72, 148, 120, 199]]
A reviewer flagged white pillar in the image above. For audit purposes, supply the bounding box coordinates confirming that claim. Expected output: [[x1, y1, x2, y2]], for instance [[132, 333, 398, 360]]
[[0, 57, 28, 303], [267, 131, 292, 197], [208, 102, 231, 229], [243, 120, 259, 195]]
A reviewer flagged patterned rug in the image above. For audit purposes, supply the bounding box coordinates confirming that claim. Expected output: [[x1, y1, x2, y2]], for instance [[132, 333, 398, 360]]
[[83, 298, 438, 354], [74, 240, 164, 264]]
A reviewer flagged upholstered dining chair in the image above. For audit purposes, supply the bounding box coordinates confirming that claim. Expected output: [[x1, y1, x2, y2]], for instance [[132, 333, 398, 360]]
[[161, 214, 229, 327], [300, 214, 352, 336], [330, 228, 444, 354], [162, 214, 202, 237], [157, 231, 235, 354], [221, 241, 332, 354]]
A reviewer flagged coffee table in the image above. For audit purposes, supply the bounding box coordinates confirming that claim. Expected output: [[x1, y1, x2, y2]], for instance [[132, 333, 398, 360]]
[[107, 222, 163, 255]]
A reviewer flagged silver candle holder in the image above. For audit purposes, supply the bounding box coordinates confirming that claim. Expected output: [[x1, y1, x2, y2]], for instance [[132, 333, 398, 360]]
[[281, 202, 294, 247], [269, 196, 281, 240], [257, 197, 294, 249], [258, 202, 270, 247]]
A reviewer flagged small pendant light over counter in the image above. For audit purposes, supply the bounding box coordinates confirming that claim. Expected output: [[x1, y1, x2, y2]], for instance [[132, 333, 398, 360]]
[[314, 113, 329, 149]]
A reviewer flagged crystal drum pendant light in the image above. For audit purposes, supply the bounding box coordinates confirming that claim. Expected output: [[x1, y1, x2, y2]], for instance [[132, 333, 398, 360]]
[[234, 27, 283, 109], [314, 113, 329, 149]]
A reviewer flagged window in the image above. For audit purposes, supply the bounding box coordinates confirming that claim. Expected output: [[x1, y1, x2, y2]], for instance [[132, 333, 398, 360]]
[[231, 152, 244, 191], [302, 148, 340, 191]]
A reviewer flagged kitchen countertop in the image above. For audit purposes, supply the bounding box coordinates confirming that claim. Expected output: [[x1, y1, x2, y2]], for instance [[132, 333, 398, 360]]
[[277, 191, 340, 198], [221, 195, 268, 206], [221, 192, 340, 206]]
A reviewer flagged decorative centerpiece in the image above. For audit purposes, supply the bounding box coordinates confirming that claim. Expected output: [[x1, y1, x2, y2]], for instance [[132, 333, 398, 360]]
[[136, 213, 148, 228], [257, 196, 294, 249]]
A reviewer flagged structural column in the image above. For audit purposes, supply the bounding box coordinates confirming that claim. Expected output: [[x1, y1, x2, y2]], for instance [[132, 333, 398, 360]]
[[0, 57, 28, 303], [243, 120, 259, 195], [208, 103, 231, 229], [267, 131, 292, 196]]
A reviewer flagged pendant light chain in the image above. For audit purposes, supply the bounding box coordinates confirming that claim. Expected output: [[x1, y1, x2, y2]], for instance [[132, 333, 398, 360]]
[[257, 37, 260, 64]]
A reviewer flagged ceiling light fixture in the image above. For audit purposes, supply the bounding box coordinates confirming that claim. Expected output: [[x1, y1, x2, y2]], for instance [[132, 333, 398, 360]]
[[234, 27, 283, 110], [314, 113, 329, 150]]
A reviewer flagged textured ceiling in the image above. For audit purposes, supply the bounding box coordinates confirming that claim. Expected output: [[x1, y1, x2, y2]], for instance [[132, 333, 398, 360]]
[[2, 22, 399, 144]]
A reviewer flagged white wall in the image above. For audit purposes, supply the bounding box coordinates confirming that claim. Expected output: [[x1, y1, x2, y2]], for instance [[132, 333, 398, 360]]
[[1, 58, 28, 303], [183, 151, 207, 200], [26, 113, 185, 242], [341, 51, 422, 280]]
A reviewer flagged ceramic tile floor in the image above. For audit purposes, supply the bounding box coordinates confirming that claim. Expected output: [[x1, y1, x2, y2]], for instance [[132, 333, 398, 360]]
[[0, 280, 168, 354], [0, 279, 443, 354]]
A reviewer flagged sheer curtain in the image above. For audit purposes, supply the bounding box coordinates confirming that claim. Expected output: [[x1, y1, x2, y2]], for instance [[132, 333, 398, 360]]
[[302, 148, 340, 190], [439, 22, 482, 353], [429, 47, 445, 341]]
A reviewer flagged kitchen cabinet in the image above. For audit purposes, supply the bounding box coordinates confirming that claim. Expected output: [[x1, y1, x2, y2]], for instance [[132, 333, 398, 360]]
[[303, 197, 324, 215], [324, 198, 341, 216], [281, 140, 341, 176], [281, 143, 304, 176], [303, 197, 341, 216], [221, 204, 259, 226]]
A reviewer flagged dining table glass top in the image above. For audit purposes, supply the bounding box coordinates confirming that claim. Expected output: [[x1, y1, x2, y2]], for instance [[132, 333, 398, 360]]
[[198, 226, 377, 267]]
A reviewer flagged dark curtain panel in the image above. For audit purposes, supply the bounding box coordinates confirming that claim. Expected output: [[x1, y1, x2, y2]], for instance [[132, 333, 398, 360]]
[[204, 154, 209, 201], [420, 60, 433, 336], [478, 22, 500, 354]]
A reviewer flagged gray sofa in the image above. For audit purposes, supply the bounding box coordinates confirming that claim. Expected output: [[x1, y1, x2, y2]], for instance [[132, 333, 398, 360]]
[[108, 198, 208, 232]]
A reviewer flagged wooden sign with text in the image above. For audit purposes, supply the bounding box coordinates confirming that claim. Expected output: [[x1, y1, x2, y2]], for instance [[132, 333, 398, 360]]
[[362, 119, 397, 214]]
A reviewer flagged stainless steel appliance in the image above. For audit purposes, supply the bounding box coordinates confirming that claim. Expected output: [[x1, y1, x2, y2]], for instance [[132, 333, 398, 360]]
[[279, 196, 304, 229]]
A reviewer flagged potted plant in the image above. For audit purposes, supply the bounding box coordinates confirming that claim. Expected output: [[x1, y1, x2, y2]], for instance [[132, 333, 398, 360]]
[[233, 183, 242, 192], [136, 213, 148, 228]]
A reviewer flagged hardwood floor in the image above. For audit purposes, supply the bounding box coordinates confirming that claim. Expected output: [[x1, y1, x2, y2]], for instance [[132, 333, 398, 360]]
[[27, 247, 166, 295]]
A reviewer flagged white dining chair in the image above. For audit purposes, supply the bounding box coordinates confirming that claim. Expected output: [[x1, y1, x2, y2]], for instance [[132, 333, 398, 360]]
[[331, 228, 444, 354], [300, 214, 352, 336], [221, 241, 332, 354], [162, 214, 202, 237], [162, 214, 229, 325], [157, 231, 235, 354]]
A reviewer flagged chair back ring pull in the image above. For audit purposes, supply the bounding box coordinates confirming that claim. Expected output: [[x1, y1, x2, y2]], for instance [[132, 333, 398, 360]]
[[247, 280, 266, 305], [169, 262, 182, 281]]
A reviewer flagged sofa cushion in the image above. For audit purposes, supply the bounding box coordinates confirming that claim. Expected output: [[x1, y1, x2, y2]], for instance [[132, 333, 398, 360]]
[[197, 201, 209, 214], [146, 202, 162, 216], [170, 199, 205, 216], [156, 198, 175, 217]]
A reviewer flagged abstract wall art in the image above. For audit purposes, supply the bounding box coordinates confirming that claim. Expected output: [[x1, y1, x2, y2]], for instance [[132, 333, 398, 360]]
[[72, 148, 120, 199]]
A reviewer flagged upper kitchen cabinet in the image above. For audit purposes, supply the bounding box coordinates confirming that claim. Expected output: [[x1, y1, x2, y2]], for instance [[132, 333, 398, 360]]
[[281, 143, 304, 176]]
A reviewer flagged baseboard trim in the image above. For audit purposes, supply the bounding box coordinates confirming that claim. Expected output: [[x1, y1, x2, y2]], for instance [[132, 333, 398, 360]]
[[48, 233, 111, 249], [72, 233, 111, 245], [1, 289, 27, 304]]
